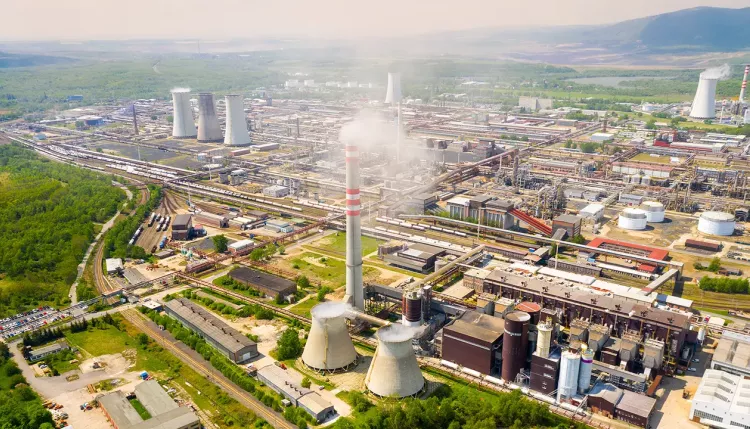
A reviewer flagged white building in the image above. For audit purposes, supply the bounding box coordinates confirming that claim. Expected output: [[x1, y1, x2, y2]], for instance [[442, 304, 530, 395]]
[[579, 204, 605, 221], [690, 369, 750, 429], [105, 258, 124, 275]]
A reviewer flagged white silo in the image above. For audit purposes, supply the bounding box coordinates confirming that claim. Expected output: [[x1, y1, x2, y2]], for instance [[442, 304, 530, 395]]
[[698, 211, 736, 236], [197, 93, 223, 142], [365, 324, 424, 398], [171, 88, 197, 138], [690, 75, 718, 119], [224, 94, 251, 146], [557, 350, 580, 403], [641, 201, 665, 223], [578, 346, 594, 394], [302, 302, 358, 372], [618, 208, 648, 230], [535, 322, 553, 359]]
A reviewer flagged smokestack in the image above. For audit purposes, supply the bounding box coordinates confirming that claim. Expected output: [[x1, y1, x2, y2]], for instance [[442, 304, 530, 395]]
[[132, 104, 138, 135], [197, 93, 223, 142], [385, 72, 403, 163], [224, 94, 251, 146], [343, 143, 364, 311], [740, 65, 749, 103], [171, 89, 197, 138], [690, 75, 718, 119]]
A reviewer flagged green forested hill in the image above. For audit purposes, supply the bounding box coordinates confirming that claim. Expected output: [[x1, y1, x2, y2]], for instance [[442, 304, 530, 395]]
[[0, 144, 124, 316]]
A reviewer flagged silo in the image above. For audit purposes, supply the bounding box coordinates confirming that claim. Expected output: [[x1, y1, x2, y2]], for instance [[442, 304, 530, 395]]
[[578, 346, 594, 394], [402, 289, 422, 327], [224, 94, 251, 146], [690, 75, 718, 119], [197, 93, 223, 142], [698, 211, 736, 236], [618, 208, 647, 230], [641, 201, 665, 223], [516, 302, 541, 325], [365, 324, 424, 398], [501, 311, 530, 382], [535, 322, 553, 359], [557, 350, 580, 403], [302, 302, 358, 372], [171, 88, 197, 138]]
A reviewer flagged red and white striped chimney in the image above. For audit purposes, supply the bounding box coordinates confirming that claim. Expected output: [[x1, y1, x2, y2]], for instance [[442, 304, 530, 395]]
[[740, 65, 750, 103], [344, 144, 364, 310]]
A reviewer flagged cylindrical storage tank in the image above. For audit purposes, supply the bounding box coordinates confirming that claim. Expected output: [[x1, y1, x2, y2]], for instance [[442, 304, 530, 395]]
[[557, 350, 580, 403], [197, 93, 223, 142], [501, 311, 530, 383], [697, 326, 706, 343], [578, 347, 594, 394], [641, 201, 665, 223], [690, 76, 718, 119], [224, 94, 251, 146], [171, 89, 197, 138], [402, 290, 422, 327], [516, 302, 541, 325], [698, 211, 736, 236], [618, 208, 647, 230], [365, 324, 424, 398], [301, 302, 358, 371], [535, 322, 553, 359]]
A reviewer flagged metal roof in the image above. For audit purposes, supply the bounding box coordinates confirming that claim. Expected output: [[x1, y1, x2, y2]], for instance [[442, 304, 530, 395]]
[[444, 311, 504, 344], [615, 390, 656, 418], [164, 298, 255, 354], [172, 214, 192, 229], [98, 380, 198, 429]]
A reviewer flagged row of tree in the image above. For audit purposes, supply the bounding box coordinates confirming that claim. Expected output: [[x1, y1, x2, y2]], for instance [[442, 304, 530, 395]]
[[102, 185, 162, 260], [699, 276, 750, 294]]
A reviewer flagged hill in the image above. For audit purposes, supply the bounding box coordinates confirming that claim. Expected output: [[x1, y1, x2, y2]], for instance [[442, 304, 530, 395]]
[[0, 51, 73, 68]]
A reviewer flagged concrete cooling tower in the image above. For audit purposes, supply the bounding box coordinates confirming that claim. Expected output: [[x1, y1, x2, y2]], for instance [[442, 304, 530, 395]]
[[301, 302, 358, 372], [224, 94, 251, 146], [171, 89, 197, 138], [385, 72, 402, 105], [197, 93, 223, 142], [690, 75, 718, 119], [365, 324, 424, 398]]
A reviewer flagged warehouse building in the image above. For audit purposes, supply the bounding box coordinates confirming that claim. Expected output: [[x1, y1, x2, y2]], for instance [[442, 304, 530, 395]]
[[383, 243, 445, 273], [441, 310, 504, 375], [586, 237, 668, 274], [28, 340, 70, 361], [228, 239, 255, 255], [228, 267, 297, 298], [690, 369, 750, 429], [265, 219, 293, 233], [99, 380, 200, 429], [106, 258, 124, 275], [194, 212, 228, 228], [711, 331, 750, 377], [257, 365, 335, 423], [263, 185, 290, 198], [551, 214, 582, 238], [587, 383, 656, 427], [171, 214, 193, 240], [164, 298, 257, 363]]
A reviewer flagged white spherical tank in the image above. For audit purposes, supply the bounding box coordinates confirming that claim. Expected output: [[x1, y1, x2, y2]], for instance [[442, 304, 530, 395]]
[[578, 347, 594, 394], [698, 211, 736, 236], [618, 208, 647, 230], [365, 324, 424, 398], [557, 350, 580, 403], [641, 201, 665, 223], [302, 302, 358, 372]]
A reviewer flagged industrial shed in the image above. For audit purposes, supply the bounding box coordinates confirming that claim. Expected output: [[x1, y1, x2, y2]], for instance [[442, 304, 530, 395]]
[[171, 214, 192, 240], [99, 380, 200, 429], [383, 243, 445, 273], [441, 310, 504, 375], [257, 365, 335, 422], [228, 267, 297, 298]]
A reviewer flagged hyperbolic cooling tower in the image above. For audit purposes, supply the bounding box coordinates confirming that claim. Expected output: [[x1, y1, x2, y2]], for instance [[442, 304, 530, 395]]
[[301, 302, 358, 372], [343, 142, 364, 310], [385, 72, 402, 105], [197, 93, 223, 142], [365, 324, 424, 398], [690, 74, 718, 119], [171, 89, 197, 138], [224, 94, 251, 146]]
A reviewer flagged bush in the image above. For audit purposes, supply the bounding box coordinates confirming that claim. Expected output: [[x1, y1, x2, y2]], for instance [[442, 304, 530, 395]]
[[276, 329, 302, 361], [699, 276, 749, 294]]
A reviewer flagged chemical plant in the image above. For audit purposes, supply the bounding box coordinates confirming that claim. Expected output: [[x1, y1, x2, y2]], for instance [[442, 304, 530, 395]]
[[5, 64, 750, 429]]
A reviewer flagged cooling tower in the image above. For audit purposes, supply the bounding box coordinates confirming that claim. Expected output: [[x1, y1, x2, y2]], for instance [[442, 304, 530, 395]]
[[385, 72, 402, 105], [301, 302, 358, 372], [365, 324, 424, 398], [171, 89, 197, 138], [343, 143, 364, 310], [197, 93, 223, 142], [224, 94, 251, 146], [690, 76, 718, 119]]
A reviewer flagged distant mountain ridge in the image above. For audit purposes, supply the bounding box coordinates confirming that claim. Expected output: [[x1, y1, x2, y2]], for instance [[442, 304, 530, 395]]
[[0, 51, 74, 68]]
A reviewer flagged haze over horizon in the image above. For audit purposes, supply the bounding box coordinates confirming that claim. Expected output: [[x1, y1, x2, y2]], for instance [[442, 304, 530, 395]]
[[3, 0, 750, 42]]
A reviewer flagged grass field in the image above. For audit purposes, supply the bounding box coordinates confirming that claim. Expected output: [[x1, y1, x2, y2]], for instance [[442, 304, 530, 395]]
[[129, 399, 151, 420], [309, 232, 382, 257], [629, 152, 682, 165], [289, 296, 320, 318], [283, 251, 379, 289]]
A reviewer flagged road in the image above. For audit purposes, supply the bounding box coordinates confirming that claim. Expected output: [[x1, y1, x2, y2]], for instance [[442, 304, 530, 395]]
[[121, 309, 295, 429]]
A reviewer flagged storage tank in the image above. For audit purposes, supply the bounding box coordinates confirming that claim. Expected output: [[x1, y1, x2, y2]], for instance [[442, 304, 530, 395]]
[[578, 346, 594, 394], [618, 208, 647, 230], [698, 211, 736, 236], [301, 302, 358, 372], [557, 350, 580, 403], [535, 322, 553, 359], [197, 93, 223, 142], [365, 324, 424, 398], [641, 201, 665, 223], [501, 311, 530, 382], [171, 88, 197, 138], [402, 289, 422, 327], [516, 302, 541, 325]]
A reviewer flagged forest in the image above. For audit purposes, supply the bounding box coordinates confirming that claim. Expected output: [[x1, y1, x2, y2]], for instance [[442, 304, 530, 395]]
[[0, 343, 55, 429], [699, 276, 750, 294], [102, 185, 161, 260], [0, 144, 125, 317]]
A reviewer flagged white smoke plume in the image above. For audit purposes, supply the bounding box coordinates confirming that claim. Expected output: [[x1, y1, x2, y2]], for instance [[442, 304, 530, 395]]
[[700, 64, 731, 80], [338, 109, 421, 161], [171, 87, 191, 93], [311, 301, 353, 321], [377, 323, 418, 342]]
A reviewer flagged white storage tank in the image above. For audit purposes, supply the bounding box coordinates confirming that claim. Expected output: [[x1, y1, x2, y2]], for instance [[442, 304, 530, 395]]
[[641, 201, 665, 223], [557, 350, 580, 403], [698, 211, 736, 236], [578, 347, 594, 394], [618, 208, 647, 230]]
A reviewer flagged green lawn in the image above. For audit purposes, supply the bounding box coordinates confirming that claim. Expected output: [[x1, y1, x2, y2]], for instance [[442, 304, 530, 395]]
[[65, 324, 170, 373], [287, 252, 378, 288], [289, 296, 320, 318], [129, 399, 151, 420], [311, 232, 382, 257], [43, 348, 79, 375]]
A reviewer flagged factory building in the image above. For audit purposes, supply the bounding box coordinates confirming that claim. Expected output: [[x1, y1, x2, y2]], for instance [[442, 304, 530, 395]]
[[171, 214, 192, 240], [228, 267, 297, 298], [383, 243, 445, 273], [551, 214, 582, 238], [194, 212, 228, 228], [446, 195, 493, 220], [441, 310, 504, 375], [587, 383, 656, 428], [264, 219, 293, 233], [163, 298, 258, 363], [518, 96, 553, 111], [105, 258, 124, 275], [579, 204, 604, 221], [257, 365, 335, 423], [690, 369, 750, 429], [585, 237, 668, 274], [529, 321, 558, 394], [228, 239, 255, 255], [263, 185, 290, 198], [711, 331, 750, 377], [99, 380, 200, 429]]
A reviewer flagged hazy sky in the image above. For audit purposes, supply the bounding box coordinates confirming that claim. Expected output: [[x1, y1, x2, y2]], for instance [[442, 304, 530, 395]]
[[3, 0, 750, 41]]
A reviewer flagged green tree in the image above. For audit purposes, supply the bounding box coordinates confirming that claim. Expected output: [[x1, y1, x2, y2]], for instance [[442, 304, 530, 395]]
[[317, 286, 333, 302], [276, 329, 302, 361], [249, 248, 265, 261], [136, 333, 149, 346], [296, 275, 311, 289], [301, 377, 311, 388], [213, 235, 229, 253], [708, 257, 721, 273], [166, 115, 174, 124], [645, 119, 656, 130]]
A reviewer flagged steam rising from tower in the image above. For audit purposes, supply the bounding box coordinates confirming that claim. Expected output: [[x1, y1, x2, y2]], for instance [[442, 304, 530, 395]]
[[690, 65, 730, 120], [197, 93, 223, 142], [365, 324, 424, 398], [171, 88, 197, 138], [343, 142, 364, 310], [224, 94, 251, 146], [302, 302, 358, 371]]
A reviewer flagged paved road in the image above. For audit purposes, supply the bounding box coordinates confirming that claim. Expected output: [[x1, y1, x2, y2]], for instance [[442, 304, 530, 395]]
[[121, 309, 295, 429]]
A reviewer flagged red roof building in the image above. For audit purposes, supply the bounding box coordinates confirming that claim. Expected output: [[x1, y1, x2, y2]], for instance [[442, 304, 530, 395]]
[[586, 237, 668, 273]]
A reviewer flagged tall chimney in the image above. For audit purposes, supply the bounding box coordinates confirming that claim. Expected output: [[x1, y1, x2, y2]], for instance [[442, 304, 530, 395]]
[[740, 65, 749, 103], [132, 104, 139, 135], [344, 143, 364, 310]]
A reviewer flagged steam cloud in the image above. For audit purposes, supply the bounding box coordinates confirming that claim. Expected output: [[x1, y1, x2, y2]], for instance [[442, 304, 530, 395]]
[[171, 87, 191, 93], [338, 110, 421, 160], [311, 301, 354, 321], [378, 323, 418, 342], [700, 64, 731, 80]]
